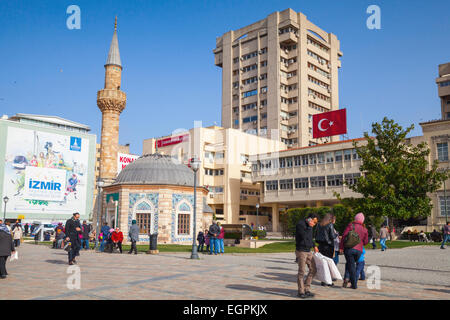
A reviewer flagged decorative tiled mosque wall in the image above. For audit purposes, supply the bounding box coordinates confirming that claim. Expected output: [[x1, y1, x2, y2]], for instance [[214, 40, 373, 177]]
[[128, 193, 159, 242], [109, 186, 211, 245]]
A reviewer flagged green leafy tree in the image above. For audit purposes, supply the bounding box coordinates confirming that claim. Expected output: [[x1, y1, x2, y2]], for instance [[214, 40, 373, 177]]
[[336, 118, 448, 224]]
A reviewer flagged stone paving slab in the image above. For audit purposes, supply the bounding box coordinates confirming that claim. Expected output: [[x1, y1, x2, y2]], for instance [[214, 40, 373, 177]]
[[1, 244, 449, 300]]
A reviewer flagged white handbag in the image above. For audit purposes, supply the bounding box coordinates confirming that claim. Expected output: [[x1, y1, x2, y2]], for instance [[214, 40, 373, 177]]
[[10, 251, 18, 262], [313, 252, 333, 285], [324, 255, 342, 280]]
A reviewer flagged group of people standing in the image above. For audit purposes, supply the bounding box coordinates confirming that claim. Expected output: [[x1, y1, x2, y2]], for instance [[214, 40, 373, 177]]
[[295, 212, 370, 298], [197, 221, 225, 255]]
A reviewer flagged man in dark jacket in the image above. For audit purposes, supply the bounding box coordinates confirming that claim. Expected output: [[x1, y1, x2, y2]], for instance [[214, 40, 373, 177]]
[[209, 221, 221, 255], [100, 222, 110, 252], [65, 212, 82, 265], [295, 213, 319, 299], [0, 223, 15, 279], [197, 231, 205, 252], [81, 221, 91, 250], [128, 220, 139, 254], [367, 224, 378, 249]]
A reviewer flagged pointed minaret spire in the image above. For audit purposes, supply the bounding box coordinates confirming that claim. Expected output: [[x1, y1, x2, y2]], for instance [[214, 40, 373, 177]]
[[106, 16, 121, 67]]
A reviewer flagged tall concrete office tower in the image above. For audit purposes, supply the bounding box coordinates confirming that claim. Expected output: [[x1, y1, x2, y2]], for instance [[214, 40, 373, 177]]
[[436, 62, 450, 120], [213, 8, 343, 148], [97, 17, 127, 183]]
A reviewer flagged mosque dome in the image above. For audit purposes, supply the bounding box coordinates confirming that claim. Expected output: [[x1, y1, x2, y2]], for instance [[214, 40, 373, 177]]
[[113, 153, 195, 187]]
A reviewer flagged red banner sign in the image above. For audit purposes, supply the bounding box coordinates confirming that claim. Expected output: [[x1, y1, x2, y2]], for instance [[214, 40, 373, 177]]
[[312, 109, 347, 139], [157, 134, 189, 148]]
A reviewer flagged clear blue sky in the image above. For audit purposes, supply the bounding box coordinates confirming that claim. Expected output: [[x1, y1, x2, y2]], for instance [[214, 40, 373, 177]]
[[0, 0, 449, 155]]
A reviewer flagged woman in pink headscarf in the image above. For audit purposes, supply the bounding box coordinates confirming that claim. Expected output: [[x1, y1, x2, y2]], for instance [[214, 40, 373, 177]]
[[339, 213, 368, 289]]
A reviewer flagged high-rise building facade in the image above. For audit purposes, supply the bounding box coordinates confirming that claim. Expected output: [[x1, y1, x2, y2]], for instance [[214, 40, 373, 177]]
[[436, 62, 450, 120], [213, 8, 343, 148]]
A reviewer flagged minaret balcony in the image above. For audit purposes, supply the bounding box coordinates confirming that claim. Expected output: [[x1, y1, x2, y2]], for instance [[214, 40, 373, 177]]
[[97, 89, 127, 113]]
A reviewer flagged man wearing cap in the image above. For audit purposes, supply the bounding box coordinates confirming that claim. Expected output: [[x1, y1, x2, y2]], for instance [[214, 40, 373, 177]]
[[128, 220, 139, 254]]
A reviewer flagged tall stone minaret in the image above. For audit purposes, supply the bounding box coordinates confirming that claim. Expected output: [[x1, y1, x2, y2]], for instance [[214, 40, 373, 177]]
[[97, 17, 126, 184]]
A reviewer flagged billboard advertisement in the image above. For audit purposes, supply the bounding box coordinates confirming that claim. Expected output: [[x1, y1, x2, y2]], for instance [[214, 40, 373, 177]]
[[157, 134, 189, 148], [117, 153, 139, 174], [2, 126, 91, 216]]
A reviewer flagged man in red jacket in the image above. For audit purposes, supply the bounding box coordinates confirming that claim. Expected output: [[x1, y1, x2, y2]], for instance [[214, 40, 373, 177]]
[[339, 212, 368, 290], [111, 227, 124, 254]]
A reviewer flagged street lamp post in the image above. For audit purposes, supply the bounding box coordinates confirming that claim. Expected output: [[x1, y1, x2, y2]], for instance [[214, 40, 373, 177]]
[[256, 203, 260, 231], [189, 157, 200, 259], [96, 179, 105, 248], [444, 178, 448, 224], [3, 196, 9, 222]]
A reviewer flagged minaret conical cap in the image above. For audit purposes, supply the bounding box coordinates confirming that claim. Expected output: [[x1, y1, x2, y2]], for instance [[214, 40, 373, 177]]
[[106, 16, 121, 67]]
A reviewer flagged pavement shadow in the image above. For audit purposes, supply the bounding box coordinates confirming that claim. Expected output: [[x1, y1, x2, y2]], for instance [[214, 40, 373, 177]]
[[424, 288, 450, 294], [263, 259, 296, 265], [265, 266, 294, 271], [226, 284, 297, 298], [256, 272, 296, 283], [45, 260, 68, 265]]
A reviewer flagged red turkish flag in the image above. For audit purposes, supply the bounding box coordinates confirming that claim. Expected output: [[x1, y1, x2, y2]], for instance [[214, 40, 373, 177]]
[[312, 109, 347, 139]]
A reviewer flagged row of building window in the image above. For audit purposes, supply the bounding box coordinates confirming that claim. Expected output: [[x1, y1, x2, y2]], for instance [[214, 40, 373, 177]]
[[308, 62, 330, 78], [266, 173, 361, 190], [242, 89, 257, 98], [241, 102, 257, 111], [236, 100, 267, 113], [240, 189, 260, 196], [281, 57, 297, 66], [233, 48, 268, 63], [308, 88, 330, 102], [204, 151, 224, 162], [307, 36, 330, 53], [281, 96, 298, 104], [281, 70, 297, 79], [307, 50, 329, 66], [241, 64, 257, 73], [205, 168, 224, 176], [439, 81, 450, 87], [234, 73, 269, 88], [308, 75, 330, 90], [243, 115, 258, 123], [208, 186, 224, 193], [281, 83, 297, 92], [282, 138, 298, 146], [280, 44, 297, 52], [254, 149, 361, 170], [309, 101, 328, 112], [279, 26, 298, 35]]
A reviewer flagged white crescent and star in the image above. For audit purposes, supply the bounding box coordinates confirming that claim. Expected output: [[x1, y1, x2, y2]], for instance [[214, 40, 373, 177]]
[[318, 119, 334, 131]]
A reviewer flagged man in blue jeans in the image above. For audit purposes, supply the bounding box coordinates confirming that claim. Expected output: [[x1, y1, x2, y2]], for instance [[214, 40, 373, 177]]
[[81, 221, 91, 250], [441, 222, 450, 249], [99, 222, 110, 252], [209, 221, 220, 255]]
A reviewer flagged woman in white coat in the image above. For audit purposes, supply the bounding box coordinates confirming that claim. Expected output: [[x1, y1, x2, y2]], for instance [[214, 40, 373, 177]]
[[12, 225, 23, 247]]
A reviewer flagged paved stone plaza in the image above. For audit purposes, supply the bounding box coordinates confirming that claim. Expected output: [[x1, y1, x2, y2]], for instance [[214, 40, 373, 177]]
[[2, 243, 449, 300]]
